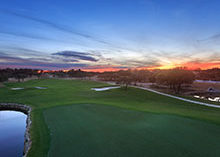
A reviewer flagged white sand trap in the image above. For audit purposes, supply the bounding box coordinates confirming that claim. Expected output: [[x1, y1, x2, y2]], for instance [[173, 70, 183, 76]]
[[208, 97, 220, 102], [11, 88, 24, 90], [194, 95, 220, 102], [92, 86, 120, 91], [35, 87, 47, 89]]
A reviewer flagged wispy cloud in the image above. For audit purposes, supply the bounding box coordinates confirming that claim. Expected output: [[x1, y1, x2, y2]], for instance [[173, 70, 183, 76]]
[[197, 33, 220, 42], [0, 31, 54, 41], [0, 10, 89, 37], [61, 58, 79, 63], [0, 9, 140, 53], [0, 10, 112, 45], [52, 51, 99, 62], [0, 53, 87, 69], [0, 46, 46, 55], [82, 65, 128, 72], [114, 58, 161, 68]]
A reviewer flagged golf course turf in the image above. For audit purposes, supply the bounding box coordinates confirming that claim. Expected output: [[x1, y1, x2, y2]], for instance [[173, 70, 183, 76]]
[[0, 79, 220, 157]]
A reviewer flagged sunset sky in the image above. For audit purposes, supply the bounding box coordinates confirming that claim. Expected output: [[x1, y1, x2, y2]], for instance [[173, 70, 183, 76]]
[[0, 0, 220, 71]]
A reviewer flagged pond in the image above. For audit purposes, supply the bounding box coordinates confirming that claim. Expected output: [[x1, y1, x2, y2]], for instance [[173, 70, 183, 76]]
[[0, 111, 27, 157]]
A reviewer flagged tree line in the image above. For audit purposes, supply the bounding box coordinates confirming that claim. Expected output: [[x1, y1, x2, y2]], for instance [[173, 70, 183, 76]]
[[0, 68, 40, 82], [98, 68, 195, 93], [148, 68, 195, 93], [195, 68, 220, 81], [1, 67, 219, 93], [0, 68, 98, 82]]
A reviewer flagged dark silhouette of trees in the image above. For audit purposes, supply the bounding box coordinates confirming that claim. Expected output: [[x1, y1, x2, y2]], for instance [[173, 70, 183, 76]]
[[0, 68, 41, 82], [0, 72, 9, 82], [132, 70, 150, 84], [149, 72, 158, 83], [0, 68, 13, 82], [115, 70, 133, 89], [68, 69, 97, 78], [154, 68, 195, 93], [13, 69, 26, 82], [13, 69, 36, 82], [2, 67, 218, 92], [196, 68, 220, 81], [97, 69, 151, 85]]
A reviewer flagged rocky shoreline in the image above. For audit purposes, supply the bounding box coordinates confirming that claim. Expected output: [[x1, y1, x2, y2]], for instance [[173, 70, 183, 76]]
[[0, 103, 32, 157]]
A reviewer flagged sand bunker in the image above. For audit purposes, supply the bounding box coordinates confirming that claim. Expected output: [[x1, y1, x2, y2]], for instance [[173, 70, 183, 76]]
[[194, 95, 220, 102], [11, 87, 47, 90], [92, 86, 120, 91], [11, 88, 24, 90], [35, 87, 47, 89]]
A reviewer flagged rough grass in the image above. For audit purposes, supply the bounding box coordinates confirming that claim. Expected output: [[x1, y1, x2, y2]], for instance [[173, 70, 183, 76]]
[[0, 79, 220, 157]]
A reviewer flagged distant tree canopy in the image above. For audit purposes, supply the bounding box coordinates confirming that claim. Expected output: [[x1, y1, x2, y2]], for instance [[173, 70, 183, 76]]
[[0, 72, 8, 82], [97, 69, 150, 83], [0, 68, 39, 82], [196, 68, 220, 81], [0, 68, 12, 82], [132, 70, 150, 84], [67, 69, 98, 78], [115, 70, 133, 89], [13, 69, 30, 82], [154, 68, 195, 93], [1, 67, 219, 91], [97, 68, 195, 92], [97, 69, 151, 89]]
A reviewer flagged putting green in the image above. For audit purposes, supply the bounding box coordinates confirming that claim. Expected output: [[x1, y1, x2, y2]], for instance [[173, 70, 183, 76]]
[[44, 104, 220, 157]]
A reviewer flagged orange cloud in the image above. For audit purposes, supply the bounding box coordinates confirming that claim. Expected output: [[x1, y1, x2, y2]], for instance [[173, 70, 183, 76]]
[[131, 62, 220, 71], [176, 61, 220, 70]]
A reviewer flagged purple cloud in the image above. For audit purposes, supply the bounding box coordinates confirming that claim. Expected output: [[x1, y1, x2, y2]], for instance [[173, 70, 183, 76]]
[[52, 51, 99, 62]]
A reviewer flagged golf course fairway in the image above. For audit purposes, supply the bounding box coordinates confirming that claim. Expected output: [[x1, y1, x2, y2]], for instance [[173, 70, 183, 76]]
[[0, 79, 220, 157]]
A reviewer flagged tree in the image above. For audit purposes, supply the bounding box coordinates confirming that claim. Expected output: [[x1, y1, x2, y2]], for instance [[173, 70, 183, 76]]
[[155, 68, 195, 93], [0, 73, 8, 82], [197, 68, 220, 81], [115, 70, 133, 89], [132, 70, 150, 84], [0, 69, 13, 82], [13, 69, 29, 82]]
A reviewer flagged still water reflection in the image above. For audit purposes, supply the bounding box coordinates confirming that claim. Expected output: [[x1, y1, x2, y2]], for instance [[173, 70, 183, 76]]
[[0, 111, 26, 157]]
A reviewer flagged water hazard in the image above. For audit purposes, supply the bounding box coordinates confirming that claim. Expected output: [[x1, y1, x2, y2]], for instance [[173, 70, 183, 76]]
[[0, 111, 27, 157]]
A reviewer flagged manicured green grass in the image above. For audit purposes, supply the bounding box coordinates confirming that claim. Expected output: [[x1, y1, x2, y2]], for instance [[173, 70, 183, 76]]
[[44, 104, 220, 157], [0, 79, 220, 157]]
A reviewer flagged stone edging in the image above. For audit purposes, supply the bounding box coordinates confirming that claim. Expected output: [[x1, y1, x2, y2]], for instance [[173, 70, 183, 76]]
[[0, 103, 32, 157]]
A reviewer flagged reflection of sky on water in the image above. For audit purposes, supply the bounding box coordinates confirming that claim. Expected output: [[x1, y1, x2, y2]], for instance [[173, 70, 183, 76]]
[[0, 111, 26, 157]]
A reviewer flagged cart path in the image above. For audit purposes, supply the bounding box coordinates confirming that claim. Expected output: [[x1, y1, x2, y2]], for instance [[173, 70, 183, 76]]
[[132, 86, 220, 109]]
